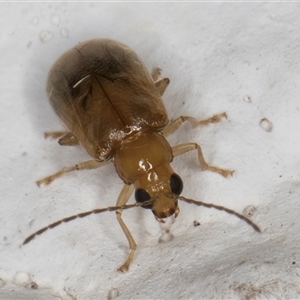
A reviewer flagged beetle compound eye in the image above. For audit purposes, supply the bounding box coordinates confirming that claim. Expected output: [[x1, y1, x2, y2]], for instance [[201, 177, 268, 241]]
[[135, 189, 152, 209], [135, 189, 151, 203], [170, 173, 183, 195]]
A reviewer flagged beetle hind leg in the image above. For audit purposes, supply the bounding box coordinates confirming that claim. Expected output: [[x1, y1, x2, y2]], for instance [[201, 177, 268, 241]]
[[151, 67, 161, 81], [172, 143, 234, 178], [44, 131, 67, 139], [58, 132, 79, 146], [155, 78, 170, 96], [151, 67, 170, 96], [44, 131, 79, 146]]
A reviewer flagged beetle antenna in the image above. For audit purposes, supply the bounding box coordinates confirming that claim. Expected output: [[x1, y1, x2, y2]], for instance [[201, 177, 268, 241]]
[[23, 200, 154, 245], [178, 196, 261, 233]]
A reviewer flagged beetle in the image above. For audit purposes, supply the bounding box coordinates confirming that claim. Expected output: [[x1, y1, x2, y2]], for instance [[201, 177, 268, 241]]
[[24, 38, 260, 272]]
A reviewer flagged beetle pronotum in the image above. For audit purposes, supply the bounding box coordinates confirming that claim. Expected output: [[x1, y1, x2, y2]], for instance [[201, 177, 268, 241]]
[[24, 38, 260, 272]]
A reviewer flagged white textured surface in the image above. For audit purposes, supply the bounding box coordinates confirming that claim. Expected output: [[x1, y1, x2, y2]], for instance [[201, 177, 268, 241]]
[[1, 2, 300, 299]]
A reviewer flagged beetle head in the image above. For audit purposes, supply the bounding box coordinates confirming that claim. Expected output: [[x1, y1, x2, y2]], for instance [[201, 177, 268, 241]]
[[134, 171, 183, 221]]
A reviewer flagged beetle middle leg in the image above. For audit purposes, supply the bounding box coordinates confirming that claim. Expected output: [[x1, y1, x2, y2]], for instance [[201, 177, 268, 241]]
[[115, 184, 136, 272], [162, 112, 227, 137], [172, 143, 234, 178], [37, 160, 109, 186]]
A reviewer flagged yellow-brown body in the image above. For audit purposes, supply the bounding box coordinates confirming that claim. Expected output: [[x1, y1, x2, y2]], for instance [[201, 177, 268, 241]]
[[24, 38, 259, 272]]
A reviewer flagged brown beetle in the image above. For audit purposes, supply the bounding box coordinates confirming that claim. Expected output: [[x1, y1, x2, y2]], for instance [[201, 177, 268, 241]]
[[24, 38, 260, 272]]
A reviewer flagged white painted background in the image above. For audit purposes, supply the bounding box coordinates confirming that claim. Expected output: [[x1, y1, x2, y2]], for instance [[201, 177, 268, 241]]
[[1, 2, 300, 299]]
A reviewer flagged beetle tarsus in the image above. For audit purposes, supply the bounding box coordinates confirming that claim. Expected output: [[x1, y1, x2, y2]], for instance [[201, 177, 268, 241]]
[[197, 112, 228, 125], [207, 166, 235, 178], [36, 172, 61, 186], [117, 250, 135, 272]]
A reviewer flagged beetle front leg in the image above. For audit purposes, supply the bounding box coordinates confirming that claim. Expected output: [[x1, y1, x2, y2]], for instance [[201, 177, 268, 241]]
[[162, 112, 227, 137], [115, 184, 136, 272], [37, 160, 109, 186], [172, 143, 234, 178]]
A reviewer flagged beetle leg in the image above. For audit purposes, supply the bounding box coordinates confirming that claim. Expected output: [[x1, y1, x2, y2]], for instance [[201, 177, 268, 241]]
[[115, 184, 136, 272], [58, 132, 79, 146], [44, 131, 67, 139], [44, 131, 79, 146], [155, 78, 170, 96], [36, 160, 110, 186], [151, 67, 161, 81], [162, 112, 227, 137], [151, 67, 170, 96], [172, 143, 234, 178]]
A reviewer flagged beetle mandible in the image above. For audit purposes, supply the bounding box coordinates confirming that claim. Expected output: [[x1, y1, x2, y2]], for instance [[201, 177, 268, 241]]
[[24, 38, 260, 272]]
